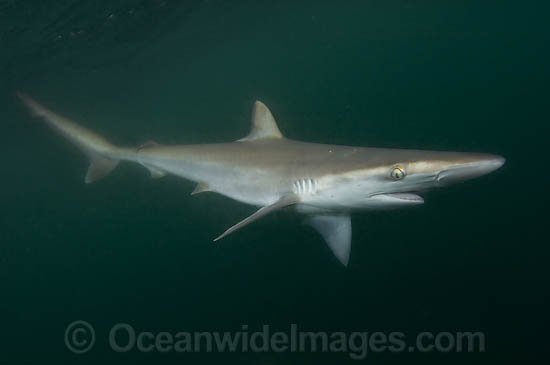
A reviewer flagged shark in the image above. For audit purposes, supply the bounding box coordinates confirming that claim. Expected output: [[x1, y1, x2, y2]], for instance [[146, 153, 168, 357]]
[[18, 93, 505, 266]]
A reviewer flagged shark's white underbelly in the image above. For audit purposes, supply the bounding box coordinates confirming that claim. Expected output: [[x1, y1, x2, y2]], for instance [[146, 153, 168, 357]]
[[131, 151, 381, 212]]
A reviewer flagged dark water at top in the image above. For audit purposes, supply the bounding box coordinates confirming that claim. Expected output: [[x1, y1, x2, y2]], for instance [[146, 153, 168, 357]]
[[1, 1, 548, 363]]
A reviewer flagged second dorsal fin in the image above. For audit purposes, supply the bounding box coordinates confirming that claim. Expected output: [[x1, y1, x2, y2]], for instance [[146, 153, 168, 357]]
[[238, 101, 284, 142], [138, 140, 160, 150]]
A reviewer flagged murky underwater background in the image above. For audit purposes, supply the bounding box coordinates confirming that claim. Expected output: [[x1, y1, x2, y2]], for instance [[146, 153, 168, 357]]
[[1, 0, 549, 363]]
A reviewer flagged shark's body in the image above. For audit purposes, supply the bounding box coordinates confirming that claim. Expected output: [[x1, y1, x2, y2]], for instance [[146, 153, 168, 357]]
[[19, 94, 504, 265]]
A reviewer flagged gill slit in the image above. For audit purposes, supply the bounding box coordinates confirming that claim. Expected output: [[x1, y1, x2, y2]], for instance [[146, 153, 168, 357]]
[[293, 178, 318, 195]]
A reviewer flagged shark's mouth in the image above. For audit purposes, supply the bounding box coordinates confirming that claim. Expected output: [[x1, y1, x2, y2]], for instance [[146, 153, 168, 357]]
[[372, 192, 424, 204]]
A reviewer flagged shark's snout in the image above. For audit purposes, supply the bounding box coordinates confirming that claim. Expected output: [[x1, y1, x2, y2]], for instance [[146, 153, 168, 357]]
[[436, 155, 505, 186]]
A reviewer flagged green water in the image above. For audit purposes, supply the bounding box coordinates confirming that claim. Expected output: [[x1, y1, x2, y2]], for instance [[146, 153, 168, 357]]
[[1, 1, 548, 363]]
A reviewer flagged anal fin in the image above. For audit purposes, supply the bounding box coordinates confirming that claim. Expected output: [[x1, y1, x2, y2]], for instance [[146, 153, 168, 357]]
[[85, 156, 119, 184], [214, 194, 298, 241], [191, 182, 212, 195]]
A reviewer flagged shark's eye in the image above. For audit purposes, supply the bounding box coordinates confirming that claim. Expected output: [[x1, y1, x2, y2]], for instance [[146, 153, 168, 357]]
[[390, 166, 405, 180]]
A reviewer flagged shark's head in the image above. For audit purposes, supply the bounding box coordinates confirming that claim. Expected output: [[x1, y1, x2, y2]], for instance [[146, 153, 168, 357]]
[[320, 150, 505, 210]]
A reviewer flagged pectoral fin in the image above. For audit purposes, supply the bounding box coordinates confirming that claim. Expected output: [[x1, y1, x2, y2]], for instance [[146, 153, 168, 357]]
[[214, 194, 298, 242], [307, 214, 352, 266]]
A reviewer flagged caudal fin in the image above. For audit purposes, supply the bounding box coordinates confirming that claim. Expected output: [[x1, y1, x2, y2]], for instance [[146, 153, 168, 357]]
[[18, 92, 120, 183]]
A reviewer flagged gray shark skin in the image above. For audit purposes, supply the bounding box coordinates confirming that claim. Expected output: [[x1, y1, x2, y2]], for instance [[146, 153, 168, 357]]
[[18, 93, 505, 266]]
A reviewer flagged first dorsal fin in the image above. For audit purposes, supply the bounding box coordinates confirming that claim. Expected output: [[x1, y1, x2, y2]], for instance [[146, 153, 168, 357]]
[[238, 101, 284, 142]]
